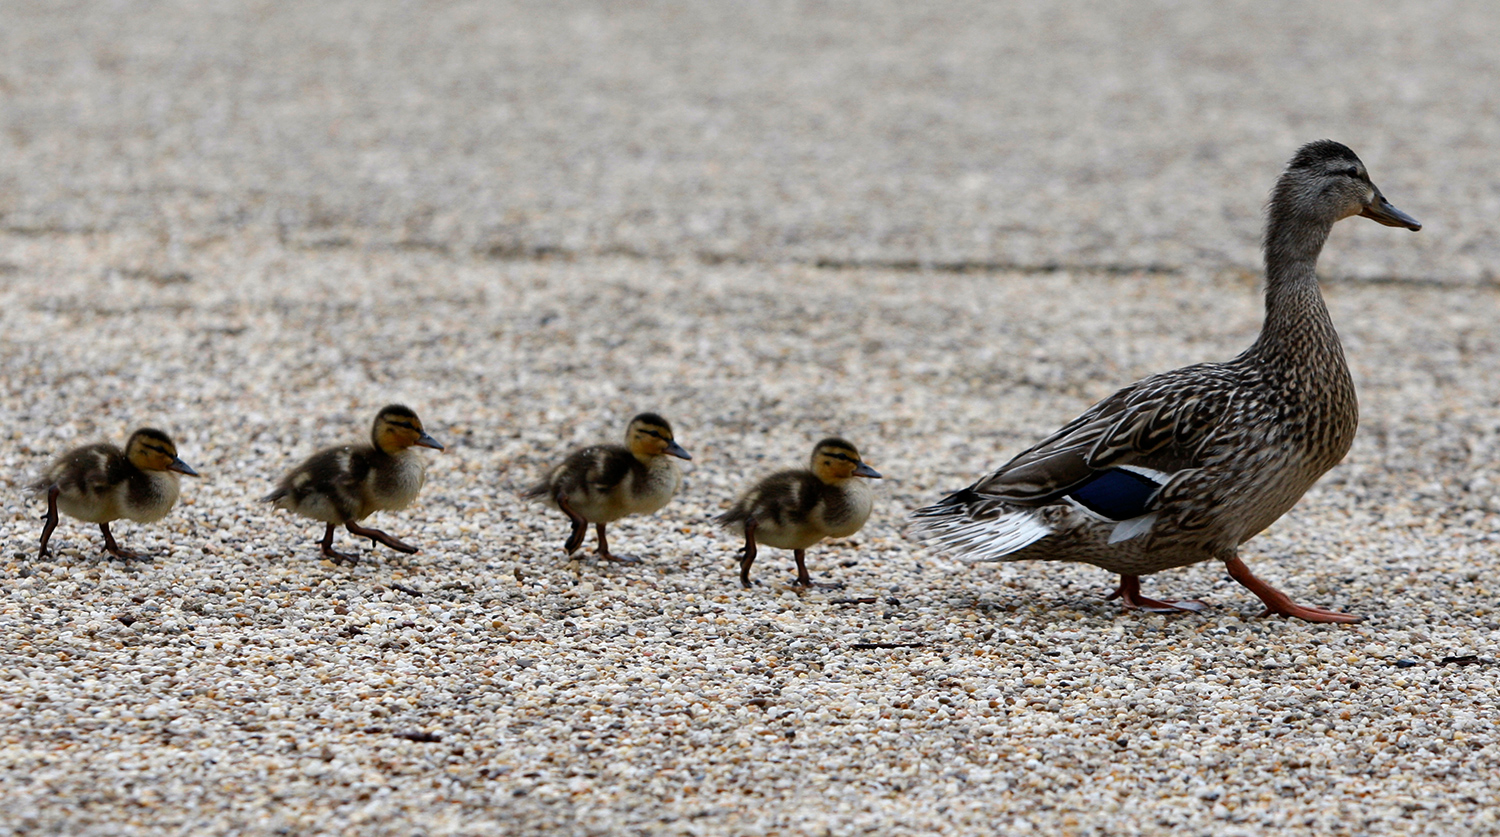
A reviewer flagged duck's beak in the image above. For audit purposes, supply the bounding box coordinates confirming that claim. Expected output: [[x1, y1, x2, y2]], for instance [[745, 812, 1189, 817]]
[[854, 462, 882, 479], [170, 457, 199, 477], [415, 431, 445, 451], [1359, 190, 1421, 231], [665, 440, 692, 461]]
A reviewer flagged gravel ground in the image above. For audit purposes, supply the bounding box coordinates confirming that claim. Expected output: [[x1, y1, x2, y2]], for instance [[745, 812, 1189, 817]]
[[4, 2, 1500, 835]]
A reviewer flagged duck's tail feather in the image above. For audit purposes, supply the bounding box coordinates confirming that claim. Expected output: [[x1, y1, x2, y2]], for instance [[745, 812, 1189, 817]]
[[907, 488, 1052, 562]]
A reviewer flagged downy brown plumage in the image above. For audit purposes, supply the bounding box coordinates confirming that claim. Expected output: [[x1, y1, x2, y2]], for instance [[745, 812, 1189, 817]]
[[32, 427, 198, 560], [719, 437, 881, 588], [525, 412, 690, 562], [910, 140, 1421, 623], [265, 404, 443, 565]]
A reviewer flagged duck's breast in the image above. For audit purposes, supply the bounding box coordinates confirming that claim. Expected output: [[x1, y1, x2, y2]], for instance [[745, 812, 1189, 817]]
[[367, 449, 427, 514]]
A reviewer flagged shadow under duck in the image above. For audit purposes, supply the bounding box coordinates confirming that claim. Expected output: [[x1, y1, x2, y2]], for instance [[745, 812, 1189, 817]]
[[265, 404, 443, 565], [910, 140, 1421, 623], [32, 427, 199, 560]]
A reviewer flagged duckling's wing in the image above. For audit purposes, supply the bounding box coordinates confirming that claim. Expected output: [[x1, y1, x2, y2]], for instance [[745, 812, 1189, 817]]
[[970, 364, 1235, 505], [38, 443, 124, 496], [718, 470, 822, 528], [536, 445, 636, 499]]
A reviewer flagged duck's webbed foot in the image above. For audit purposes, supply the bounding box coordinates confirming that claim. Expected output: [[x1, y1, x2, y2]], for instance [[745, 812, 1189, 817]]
[[792, 549, 844, 590], [738, 521, 759, 588], [593, 524, 642, 563], [99, 524, 146, 561], [346, 520, 418, 555], [320, 523, 361, 565], [1106, 574, 1208, 613], [558, 496, 588, 555], [1223, 557, 1359, 624], [38, 486, 60, 558]]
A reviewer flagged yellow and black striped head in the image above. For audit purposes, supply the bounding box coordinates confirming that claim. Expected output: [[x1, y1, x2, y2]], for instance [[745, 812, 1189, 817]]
[[809, 437, 881, 483], [125, 428, 198, 476], [372, 404, 444, 454], [625, 412, 691, 461]]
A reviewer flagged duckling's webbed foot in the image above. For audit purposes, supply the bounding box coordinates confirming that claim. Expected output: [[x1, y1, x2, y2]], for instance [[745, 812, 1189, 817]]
[[99, 523, 145, 561], [37, 486, 60, 558], [1106, 574, 1208, 614], [346, 520, 419, 555], [557, 496, 588, 555], [593, 524, 641, 563], [1223, 557, 1360, 624], [319, 523, 361, 565], [738, 520, 759, 588], [792, 549, 843, 589]]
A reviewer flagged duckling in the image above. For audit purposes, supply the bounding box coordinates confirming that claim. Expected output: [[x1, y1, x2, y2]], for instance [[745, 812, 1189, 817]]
[[524, 412, 691, 562], [909, 140, 1421, 623], [31, 427, 199, 560], [718, 437, 882, 588], [265, 404, 443, 565]]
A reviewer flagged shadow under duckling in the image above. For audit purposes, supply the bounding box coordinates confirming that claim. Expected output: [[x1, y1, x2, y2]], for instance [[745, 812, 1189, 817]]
[[524, 412, 691, 563], [31, 427, 199, 560], [718, 437, 881, 588], [265, 404, 443, 565]]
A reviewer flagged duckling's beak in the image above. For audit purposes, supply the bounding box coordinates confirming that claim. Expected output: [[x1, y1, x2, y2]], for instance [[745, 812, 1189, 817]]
[[854, 462, 882, 479], [1359, 191, 1421, 231], [415, 431, 445, 451], [665, 440, 692, 461], [170, 457, 199, 477]]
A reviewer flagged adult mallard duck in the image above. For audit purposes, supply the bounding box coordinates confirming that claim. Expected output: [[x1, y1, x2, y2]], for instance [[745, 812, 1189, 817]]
[[524, 412, 690, 562], [31, 427, 199, 560], [265, 404, 443, 564], [718, 437, 881, 588], [910, 140, 1420, 623]]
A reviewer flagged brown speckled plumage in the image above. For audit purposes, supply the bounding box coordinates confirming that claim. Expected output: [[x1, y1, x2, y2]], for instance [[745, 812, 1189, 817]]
[[719, 437, 881, 588], [525, 412, 691, 562], [266, 404, 443, 565], [910, 141, 1421, 622], [31, 427, 198, 560]]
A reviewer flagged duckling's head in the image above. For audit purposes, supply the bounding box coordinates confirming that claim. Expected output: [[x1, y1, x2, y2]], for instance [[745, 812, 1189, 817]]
[[625, 412, 692, 461], [125, 428, 199, 476], [809, 437, 881, 483], [371, 404, 444, 454], [1270, 140, 1421, 233]]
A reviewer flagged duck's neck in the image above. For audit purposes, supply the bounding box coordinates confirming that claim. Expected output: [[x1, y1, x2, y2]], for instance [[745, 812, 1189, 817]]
[[1246, 214, 1344, 365]]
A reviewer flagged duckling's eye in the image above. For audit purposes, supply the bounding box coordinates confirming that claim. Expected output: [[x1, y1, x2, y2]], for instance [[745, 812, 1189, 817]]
[[1336, 166, 1361, 179]]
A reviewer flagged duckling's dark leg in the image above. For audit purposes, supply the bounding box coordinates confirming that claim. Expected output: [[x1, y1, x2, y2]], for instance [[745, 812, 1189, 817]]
[[320, 522, 361, 565], [557, 496, 588, 554], [594, 523, 641, 563], [346, 520, 418, 555], [1105, 574, 1208, 614], [99, 523, 143, 561], [792, 549, 843, 589], [1223, 556, 1359, 624], [38, 486, 60, 558], [738, 520, 759, 588]]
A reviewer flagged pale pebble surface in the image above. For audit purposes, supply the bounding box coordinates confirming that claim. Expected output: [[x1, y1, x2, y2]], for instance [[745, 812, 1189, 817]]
[[4, 3, 1500, 836]]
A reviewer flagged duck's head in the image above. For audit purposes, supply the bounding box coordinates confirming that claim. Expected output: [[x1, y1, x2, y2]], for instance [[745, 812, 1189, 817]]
[[625, 412, 691, 461], [125, 428, 198, 476], [372, 404, 444, 454], [809, 437, 881, 483], [1271, 140, 1421, 232]]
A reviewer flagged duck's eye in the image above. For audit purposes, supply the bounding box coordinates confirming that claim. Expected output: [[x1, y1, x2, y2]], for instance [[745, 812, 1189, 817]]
[[1336, 166, 1361, 178]]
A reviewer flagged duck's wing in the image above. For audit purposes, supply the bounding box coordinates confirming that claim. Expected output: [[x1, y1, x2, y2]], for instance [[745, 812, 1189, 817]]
[[969, 363, 1238, 506]]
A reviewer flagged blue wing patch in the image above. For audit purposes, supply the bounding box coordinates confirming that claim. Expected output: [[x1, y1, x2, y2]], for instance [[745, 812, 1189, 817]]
[[1068, 468, 1162, 521]]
